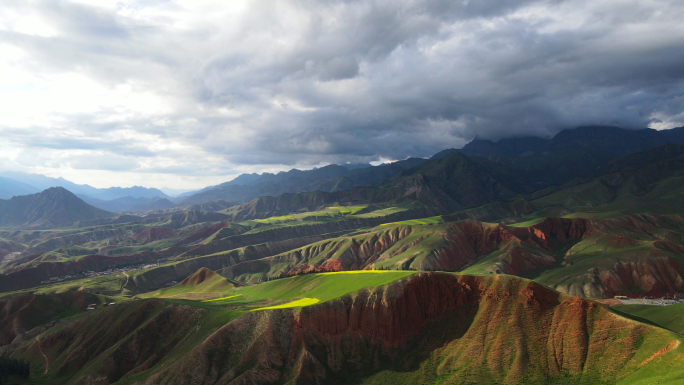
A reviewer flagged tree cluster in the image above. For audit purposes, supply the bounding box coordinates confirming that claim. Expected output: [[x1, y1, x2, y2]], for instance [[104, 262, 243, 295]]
[[0, 356, 30, 383]]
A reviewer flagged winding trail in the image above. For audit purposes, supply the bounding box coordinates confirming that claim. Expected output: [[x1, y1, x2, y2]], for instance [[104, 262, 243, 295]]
[[121, 272, 130, 292], [35, 336, 48, 374]]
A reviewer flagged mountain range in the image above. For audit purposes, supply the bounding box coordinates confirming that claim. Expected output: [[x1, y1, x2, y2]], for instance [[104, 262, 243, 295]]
[[176, 125, 684, 207], [2, 125, 684, 384], [2, 126, 682, 214]]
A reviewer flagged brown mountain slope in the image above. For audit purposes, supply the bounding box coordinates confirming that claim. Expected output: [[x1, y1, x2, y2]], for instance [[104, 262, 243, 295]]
[[0, 291, 101, 346], [12, 273, 682, 384]]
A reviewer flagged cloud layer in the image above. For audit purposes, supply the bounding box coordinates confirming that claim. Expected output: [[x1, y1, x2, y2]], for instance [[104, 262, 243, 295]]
[[1, 0, 683, 188]]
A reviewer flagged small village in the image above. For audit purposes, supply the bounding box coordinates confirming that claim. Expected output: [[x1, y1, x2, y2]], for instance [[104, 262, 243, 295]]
[[40, 263, 159, 284], [613, 294, 684, 306]]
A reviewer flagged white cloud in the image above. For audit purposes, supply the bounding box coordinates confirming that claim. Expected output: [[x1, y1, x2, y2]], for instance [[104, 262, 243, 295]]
[[0, 0, 682, 189]]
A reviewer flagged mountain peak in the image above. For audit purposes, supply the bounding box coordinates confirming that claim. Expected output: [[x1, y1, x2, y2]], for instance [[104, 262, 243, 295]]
[[0, 187, 113, 229], [179, 267, 218, 286]]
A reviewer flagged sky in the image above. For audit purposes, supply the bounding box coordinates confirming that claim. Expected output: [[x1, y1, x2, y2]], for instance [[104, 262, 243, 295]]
[[0, 0, 683, 189]]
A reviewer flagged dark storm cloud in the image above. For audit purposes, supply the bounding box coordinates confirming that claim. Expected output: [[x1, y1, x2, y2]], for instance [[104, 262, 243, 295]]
[[1, 0, 684, 178], [186, 0, 684, 164]]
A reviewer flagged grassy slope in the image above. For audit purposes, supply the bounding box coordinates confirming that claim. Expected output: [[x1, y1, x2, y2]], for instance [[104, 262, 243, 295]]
[[214, 270, 415, 309], [143, 268, 236, 300], [613, 302, 684, 334], [140, 269, 415, 310]]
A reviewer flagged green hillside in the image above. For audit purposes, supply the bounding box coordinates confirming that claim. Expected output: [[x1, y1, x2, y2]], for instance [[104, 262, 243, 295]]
[[613, 302, 684, 334]]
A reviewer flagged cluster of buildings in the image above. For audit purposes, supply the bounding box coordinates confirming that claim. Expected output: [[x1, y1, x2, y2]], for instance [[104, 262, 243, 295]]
[[614, 294, 684, 306], [86, 302, 117, 310]]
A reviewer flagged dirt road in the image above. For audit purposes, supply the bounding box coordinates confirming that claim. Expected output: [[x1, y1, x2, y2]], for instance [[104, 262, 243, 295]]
[[36, 336, 48, 374]]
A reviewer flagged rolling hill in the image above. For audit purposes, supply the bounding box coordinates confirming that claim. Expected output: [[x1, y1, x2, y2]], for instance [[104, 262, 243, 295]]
[[6, 272, 683, 384], [146, 267, 238, 300]]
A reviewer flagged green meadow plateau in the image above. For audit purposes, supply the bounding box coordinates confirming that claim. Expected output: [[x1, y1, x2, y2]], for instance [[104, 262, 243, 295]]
[[2, 126, 684, 384]]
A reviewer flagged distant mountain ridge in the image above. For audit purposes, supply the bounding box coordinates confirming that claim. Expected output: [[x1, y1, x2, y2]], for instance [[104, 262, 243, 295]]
[[0, 187, 113, 229], [181, 125, 684, 208], [0, 171, 169, 201], [0, 176, 40, 199], [180, 158, 427, 206], [226, 140, 684, 222], [80, 195, 176, 212], [433, 125, 684, 160], [2, 125, 683, 215]]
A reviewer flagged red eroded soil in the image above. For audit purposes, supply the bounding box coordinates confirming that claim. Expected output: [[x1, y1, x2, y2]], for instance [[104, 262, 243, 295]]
[[132, 228, 177, 242], [600, 256, 684, 297]]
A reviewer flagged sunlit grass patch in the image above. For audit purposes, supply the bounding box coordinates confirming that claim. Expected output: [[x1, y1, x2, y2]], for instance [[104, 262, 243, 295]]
[[234, 270, 414, 305], [202, 294, 243, 303], [251, 297, 320, 311], [318, 270, 395, 275], [380, 216, 443, 226], [510, 218, 545, 227]]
